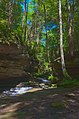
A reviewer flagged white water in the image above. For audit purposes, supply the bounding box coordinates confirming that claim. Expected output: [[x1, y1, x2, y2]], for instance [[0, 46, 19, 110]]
[[3, 86, 33, 96], [2, 78, 51, 97]]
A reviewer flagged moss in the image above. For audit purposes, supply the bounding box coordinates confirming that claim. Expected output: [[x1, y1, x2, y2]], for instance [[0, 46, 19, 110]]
[[59, 79, 79, 88], [51, 101, 66, 109], [63, 69, 72, 80]]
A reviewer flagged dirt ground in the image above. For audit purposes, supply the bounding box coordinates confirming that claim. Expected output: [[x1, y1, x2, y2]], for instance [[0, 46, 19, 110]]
[[0, 87, 79, 119]]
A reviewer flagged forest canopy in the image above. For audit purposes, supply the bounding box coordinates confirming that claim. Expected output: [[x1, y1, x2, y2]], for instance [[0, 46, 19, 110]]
[[0, 0, 79, 80]]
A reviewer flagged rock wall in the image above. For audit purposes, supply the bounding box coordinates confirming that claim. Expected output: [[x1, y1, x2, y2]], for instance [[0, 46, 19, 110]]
[[54, 57, 79, 79], [0, 43, 30, 80]]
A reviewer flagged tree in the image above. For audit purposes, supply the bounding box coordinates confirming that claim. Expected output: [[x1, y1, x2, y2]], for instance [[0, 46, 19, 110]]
[[59, 0, 71, 79], [66, 0, 74, 56], [23, 0, 28, 43], [0, 0, 22, 43], [43, 1, 49, 62], [0, 0, 79, 79]]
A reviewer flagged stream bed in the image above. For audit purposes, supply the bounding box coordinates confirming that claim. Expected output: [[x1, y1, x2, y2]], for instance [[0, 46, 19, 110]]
[[0, 78, 52, 97], [2, 86, 33, 96]]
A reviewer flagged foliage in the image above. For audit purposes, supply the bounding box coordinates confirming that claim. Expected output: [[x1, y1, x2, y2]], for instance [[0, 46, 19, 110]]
[[0, 0, 79, 81]]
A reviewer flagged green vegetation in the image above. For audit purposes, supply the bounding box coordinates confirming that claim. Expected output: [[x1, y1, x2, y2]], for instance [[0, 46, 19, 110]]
[[0, 0, 79, 85], [58, 79, 79, 88], [51, 101, 66, 109], [0, 2, 79, 118]]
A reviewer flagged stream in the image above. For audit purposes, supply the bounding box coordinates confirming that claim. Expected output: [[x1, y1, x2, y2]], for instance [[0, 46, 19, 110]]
[[0, 78, 52, 97], [3, 86, 33, 96]]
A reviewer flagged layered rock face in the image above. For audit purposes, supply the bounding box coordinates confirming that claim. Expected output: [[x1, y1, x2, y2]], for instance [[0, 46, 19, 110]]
[[0, 43, 31, 89], [54, 54, 79, 79], [0, 43, 30, 78]]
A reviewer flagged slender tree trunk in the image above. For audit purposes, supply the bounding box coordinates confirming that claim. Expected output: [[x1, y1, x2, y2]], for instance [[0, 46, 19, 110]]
[[71, 0, 75, 56], [23, 0, 28, 43], [66, 0, 71, 53], [7, 1, 13, 29], [24, 0, 27, 42], [43, 3, 50, 62], [66, 0, 74, 56], [59, 0, 71, 79]]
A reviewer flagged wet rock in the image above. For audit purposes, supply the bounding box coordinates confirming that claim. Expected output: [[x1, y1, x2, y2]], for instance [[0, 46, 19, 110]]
[[37, 77, 51, 85]]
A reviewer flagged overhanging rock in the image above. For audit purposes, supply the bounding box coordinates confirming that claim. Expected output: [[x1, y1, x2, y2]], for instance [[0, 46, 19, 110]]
[[0, 43, 30, 80]]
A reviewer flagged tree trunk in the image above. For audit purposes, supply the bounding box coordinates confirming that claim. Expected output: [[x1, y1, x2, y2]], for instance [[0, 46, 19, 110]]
[[23, 0, 28, 43], [7, 1, 13, 29], [66, 0, 74, 56], [71, 0, 75, 56], [59, 0, 71, 79], [43, 3, 50, 62]]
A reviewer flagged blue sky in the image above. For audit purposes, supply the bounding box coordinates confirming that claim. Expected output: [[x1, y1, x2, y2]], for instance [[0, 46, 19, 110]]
[[70, 0, 74, 4], [19, 0, 57, 44], [20, 0, 57, 45], [20, 0, 34, 12], [20, 1, 57, 30], [43, 23, 57, 33]]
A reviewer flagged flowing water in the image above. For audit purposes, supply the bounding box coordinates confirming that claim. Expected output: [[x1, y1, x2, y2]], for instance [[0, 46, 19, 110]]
[[2, 86, 33, 96]]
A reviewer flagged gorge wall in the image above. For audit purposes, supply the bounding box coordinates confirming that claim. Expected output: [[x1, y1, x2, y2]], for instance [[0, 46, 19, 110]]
[[0, 43, 31, 89]]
